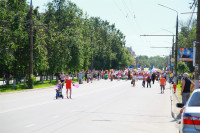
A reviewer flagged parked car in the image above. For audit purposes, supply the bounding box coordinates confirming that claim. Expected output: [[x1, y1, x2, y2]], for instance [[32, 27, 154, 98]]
[[177, 89, 200, 133]]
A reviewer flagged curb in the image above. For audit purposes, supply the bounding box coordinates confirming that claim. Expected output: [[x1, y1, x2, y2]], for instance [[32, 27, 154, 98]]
[[170, 84, 182, 121], [0, 86, 56, 95]]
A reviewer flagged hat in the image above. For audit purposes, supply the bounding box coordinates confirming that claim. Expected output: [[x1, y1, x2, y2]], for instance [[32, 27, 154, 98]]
[[183, 73, 188, 77]]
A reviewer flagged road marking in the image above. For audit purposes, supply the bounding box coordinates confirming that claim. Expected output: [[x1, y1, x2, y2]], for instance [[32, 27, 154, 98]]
[[25, 124, 35, 128], [53, 115, 59, 118], [0, 101, 55, 114]]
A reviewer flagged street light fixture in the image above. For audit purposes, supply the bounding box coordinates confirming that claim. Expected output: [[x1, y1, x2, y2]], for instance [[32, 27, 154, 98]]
[[158, 4, 179, 84]]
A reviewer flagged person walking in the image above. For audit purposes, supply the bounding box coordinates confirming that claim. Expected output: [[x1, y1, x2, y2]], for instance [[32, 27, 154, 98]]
[[3, 74, 6, 84], [146, 74, 151, 88], [160, 75, 166, 93], [181, 73, 195, 105], [142, 75, 146, 88], [60, 72, 65, 88], [132, 73, 136, 87], [151, 72, 156, 84]]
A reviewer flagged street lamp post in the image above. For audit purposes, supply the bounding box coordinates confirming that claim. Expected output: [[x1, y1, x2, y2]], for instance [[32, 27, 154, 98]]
[[161, 29, 175, 73], [158, 4, 179, 84]]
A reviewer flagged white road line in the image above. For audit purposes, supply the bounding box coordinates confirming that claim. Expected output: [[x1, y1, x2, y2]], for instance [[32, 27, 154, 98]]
[[0, 101, 55, 114], [25, 124, 35, 128]]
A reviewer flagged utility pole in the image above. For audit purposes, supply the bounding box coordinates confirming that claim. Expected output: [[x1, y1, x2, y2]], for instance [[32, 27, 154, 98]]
[[174, 15, 178, 84], [158, 4, 179, 84], [195, 0, 200, 89], [29, 0, 34, 87], [172, 36, 174, 73]]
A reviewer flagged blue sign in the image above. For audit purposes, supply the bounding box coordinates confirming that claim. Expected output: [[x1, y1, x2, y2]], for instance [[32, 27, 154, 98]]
[[179, 48, 193, 61], [129, 65, 133, 68], [171, 62, 174, 67]]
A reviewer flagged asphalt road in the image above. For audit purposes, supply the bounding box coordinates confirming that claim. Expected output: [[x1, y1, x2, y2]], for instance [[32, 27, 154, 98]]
[[0, 79, 178, 133]]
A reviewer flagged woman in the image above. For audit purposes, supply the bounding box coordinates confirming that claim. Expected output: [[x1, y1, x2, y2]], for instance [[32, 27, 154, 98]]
[[132, 73, 136, 87], [64, 74, 74, 99]]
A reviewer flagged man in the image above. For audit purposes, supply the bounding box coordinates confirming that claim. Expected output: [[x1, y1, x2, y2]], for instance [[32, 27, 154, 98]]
[[151, 73, 156, 84], [181, 73, 195, 105], [146, 74, 151, 88], [160, 75, 166, 93]]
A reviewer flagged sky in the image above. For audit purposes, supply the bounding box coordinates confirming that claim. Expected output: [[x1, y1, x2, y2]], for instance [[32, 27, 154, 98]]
[[28, 0, 197, 57]]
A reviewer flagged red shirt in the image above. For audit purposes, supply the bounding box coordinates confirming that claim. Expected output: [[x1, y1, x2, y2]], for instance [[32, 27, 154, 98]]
[[65, 79, 72, 89], [173, 84, 176, 88]]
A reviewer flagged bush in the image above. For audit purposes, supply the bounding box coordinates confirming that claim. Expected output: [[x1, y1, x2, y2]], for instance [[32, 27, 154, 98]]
[[26, 74, 36, 89]]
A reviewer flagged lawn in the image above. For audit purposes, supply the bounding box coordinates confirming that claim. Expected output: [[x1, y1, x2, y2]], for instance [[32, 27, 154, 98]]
[[0, 78, 78, 93]]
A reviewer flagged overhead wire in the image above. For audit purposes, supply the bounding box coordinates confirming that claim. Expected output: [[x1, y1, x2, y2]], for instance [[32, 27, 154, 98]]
[[112, 0, 154, 55], [187, 0, 198, 29]]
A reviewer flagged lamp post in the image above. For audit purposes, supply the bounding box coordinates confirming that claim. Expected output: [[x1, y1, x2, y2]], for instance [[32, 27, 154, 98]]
[[158, 4, 179, 84], [161, 29, 175, 73]]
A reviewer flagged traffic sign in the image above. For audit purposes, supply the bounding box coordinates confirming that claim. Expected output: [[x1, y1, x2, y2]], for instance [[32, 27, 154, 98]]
[[171, 58, 175, 62], [171, 62, 174, 67]]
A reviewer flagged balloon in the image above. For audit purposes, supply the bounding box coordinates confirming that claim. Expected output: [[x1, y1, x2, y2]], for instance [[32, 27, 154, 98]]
[[74, 84, 79, 88], [56, 85, 60, 89]]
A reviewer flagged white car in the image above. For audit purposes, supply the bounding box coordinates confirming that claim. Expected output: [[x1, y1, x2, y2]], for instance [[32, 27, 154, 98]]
[[177, 89, 200, 133]]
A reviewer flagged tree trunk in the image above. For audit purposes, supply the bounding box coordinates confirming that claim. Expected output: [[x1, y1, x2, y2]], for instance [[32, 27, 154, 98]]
[[46, 72, 48, 81], [50, 75, 52, 83], [40, 75, 42, 81]]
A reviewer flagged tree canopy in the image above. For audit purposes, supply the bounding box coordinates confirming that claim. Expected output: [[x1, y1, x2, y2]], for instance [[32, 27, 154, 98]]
[[0, 0, 134, 80]]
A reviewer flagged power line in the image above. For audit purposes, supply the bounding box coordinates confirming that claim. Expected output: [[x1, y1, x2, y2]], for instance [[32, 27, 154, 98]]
[[112, 0, 126, 18], [187, 1, 198, 28]]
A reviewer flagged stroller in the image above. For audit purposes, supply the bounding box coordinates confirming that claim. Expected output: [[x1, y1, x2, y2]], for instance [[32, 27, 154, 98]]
[[56, 84, 63, 99]]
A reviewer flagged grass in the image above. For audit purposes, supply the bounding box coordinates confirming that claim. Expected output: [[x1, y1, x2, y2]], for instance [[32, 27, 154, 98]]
[[0, 78, 78, 93], [175, 80, 195, 102], [0, 78, 3, 81]]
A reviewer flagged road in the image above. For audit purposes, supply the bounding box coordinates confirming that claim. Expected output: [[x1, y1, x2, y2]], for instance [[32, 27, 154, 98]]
[[0, 79, 178, 133]]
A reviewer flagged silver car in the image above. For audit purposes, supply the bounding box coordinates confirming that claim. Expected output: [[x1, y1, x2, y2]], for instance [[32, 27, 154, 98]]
[[177, 89, 200, 133]]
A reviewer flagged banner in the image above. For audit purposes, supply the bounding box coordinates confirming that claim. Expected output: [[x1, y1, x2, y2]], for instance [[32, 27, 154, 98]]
[[179, 48, 193, 61]]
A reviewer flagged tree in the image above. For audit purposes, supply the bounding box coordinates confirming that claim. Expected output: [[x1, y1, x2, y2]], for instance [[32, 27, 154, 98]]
[[178, 61, 190, 74]]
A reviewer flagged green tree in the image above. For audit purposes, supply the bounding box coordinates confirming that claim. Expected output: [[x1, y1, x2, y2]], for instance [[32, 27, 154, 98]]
[[178, 61, 190, 74]]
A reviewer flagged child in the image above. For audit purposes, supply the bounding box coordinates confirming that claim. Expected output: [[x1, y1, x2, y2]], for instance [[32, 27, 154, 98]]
[[173, 83, 176, 93], [64, 74, 74, 99], [56, 80, 62, 98]]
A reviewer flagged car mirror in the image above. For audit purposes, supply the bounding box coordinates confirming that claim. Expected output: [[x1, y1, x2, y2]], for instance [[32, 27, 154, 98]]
[[176, 103, 184, 108]]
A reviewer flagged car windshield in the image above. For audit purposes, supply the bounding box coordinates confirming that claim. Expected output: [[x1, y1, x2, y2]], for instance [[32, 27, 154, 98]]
[[188, 92, 200, 107]]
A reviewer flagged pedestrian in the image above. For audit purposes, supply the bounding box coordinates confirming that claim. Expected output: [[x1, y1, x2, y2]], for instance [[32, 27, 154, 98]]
[[173, 82, 177, 93], [85, 71, 88, 82], [110, 71, 113, 81], [181, 73, 195, 105], [60, 72, 65, 88], [132, 73, 136, 87], [146, 74, 151, 88], [78, 72, 83, 84], [142, 75, 146, 88], [151, 72, 156, 84], [3, 74, 6, 84], [160, 75, 166, 93], [64, 74, 74, 99], [56, 80, 62, 98], [97, 71, 100, 80]]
